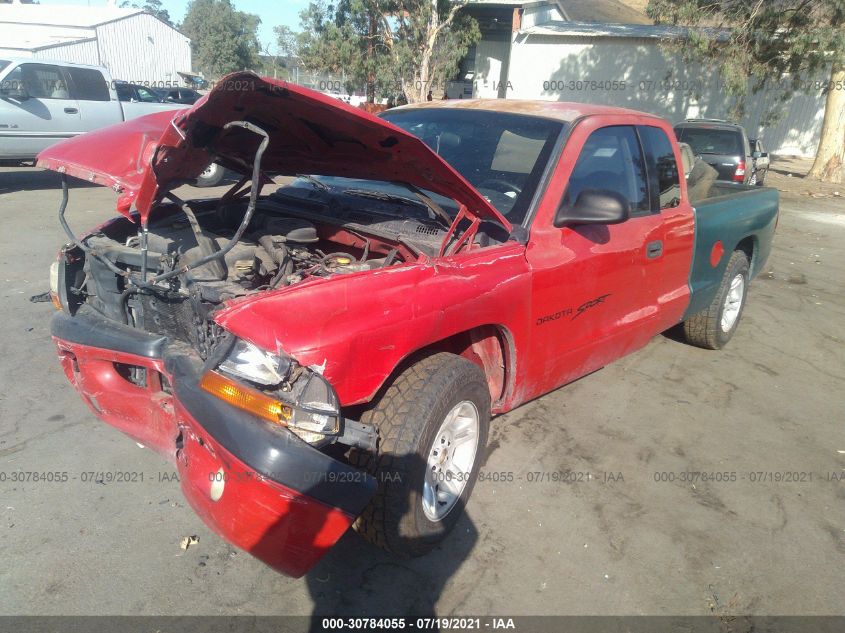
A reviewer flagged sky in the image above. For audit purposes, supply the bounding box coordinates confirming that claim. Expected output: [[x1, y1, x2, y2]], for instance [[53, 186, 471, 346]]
[[42, 0, 309, 51]]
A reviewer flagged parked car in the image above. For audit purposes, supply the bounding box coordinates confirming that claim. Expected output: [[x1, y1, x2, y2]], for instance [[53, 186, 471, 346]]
[[40, 73, 778, 577], [749, 138, 770, 185], [0, 60, 185, 162], [155, 87, 203, 105], [673, 119, 768, 186]]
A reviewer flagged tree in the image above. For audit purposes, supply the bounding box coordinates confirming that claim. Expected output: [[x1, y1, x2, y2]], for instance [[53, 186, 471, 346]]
[[181, 0, 261, 78], [647, 0, 845, 183], [378, 0, 480, 103], [120, 0, 173, 26], [297, 1, 388, 102], [296, 1, 479, 103], [274, 24, 299, 58]]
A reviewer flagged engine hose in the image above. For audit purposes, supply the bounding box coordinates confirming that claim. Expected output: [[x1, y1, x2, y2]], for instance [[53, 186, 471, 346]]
[[133, 121, 270, 289], [269, 257, 295, 289]]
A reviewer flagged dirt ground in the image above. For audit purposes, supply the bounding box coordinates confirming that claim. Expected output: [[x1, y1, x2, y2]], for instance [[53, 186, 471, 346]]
[[0, 158, 843, 618]]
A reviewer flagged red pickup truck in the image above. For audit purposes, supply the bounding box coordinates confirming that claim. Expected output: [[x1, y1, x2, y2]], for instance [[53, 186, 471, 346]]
[[41, 73, 778, 577]]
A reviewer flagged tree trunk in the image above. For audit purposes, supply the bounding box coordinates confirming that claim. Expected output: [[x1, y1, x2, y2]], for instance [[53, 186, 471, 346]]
[[367, 12, 376, 103], [808, 62, 845, 184]]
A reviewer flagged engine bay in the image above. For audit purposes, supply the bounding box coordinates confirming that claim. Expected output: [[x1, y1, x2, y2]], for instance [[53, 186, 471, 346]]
[[67, 194, 422, 356]]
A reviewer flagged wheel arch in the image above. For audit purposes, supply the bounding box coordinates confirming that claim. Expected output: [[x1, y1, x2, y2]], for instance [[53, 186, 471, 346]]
[[734, 235, 757, 275], [358, 324, 516, 415]]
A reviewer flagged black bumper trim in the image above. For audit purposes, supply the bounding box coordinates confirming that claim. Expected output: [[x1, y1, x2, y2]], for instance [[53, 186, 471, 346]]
[[52, 309, 377, 516], [166, 351, 377, 516], [51, 307, 167, 359]]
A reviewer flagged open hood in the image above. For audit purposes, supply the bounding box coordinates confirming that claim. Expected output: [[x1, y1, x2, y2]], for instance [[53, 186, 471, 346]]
[[37, 72, 510, 230]]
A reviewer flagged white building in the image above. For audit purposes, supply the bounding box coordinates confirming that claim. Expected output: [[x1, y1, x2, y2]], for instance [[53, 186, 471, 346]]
[[0, 2, 192, 87], [457, 0, 827, 157]]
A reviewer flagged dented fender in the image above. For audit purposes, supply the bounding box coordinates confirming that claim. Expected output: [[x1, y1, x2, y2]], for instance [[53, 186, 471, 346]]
[[214, 242, 533, 409]]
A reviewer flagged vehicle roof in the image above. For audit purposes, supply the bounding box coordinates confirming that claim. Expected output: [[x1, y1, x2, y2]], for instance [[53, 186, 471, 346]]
[[675, 119, 746, 132], [391, 98, 668, 124], [0, 57, 109, 71]]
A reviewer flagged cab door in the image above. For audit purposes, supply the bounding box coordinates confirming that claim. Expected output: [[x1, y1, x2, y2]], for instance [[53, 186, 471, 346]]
[[524, 120, 665, 397], [0, 62, 81, 158], [637, 124, 696, 331], [65, 66, 123, 133]]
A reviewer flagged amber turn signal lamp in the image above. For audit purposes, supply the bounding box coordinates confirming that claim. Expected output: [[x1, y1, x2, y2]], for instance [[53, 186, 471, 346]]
[[200, 371, 293, 425]]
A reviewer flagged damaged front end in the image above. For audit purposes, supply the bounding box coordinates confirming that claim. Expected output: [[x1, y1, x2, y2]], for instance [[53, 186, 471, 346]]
[[49, 122, 379, 576], [42, 72, 511, 576]]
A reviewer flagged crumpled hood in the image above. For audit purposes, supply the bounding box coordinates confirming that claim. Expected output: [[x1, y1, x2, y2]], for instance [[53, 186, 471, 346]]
[[36, 71, 510, 230]]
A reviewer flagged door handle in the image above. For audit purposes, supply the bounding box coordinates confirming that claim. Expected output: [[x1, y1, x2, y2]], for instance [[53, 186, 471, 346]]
[[64, 107, 78, 114], [646, 240, 663, 259]]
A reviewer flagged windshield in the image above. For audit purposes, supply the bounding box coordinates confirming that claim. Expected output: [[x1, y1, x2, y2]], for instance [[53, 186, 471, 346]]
[[676, 127, 743, 156], [380, 108, 564, 224], [0, 60, 9, 74]]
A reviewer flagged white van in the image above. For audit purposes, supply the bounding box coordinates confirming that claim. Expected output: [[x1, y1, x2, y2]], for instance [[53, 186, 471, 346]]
[[0, 58, 185, 161]]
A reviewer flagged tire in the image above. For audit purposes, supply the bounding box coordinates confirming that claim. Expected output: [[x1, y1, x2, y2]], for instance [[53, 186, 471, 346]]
[[193, 163, 226, 187], [683, 250, 750, 350], [351, 352, 490, 557], [749, 171, 758, 186]]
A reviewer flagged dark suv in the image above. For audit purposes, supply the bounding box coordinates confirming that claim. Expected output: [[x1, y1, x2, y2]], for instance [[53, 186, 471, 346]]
[[674, 119, 768, 186]]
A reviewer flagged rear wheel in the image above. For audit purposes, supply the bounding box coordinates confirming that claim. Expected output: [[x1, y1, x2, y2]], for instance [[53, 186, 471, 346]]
[[351, 353, 490, 557], [683, 250, 750, 349]]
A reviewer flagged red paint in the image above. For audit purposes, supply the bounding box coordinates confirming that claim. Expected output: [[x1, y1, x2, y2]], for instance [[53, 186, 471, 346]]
[[54, 339, 178, 459], [175, 403, 355, 578], [216, 115, 695, 412], [53, 336, 355, 577], [46, 91, 712, 574], [710, 240, 725, 267]]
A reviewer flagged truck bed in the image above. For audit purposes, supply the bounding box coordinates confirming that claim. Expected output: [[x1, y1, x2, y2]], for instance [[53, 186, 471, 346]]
[[685, 184, 779, 317]]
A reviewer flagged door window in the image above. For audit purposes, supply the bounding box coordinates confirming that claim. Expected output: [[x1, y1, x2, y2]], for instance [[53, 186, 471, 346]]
[[116, 84, 133, 101], [67, 67, 110, 101], [639, 126, 681, 209], [135, 86, 160, 102], [17, 64, 69, 99], [562, 125, 649, 216]]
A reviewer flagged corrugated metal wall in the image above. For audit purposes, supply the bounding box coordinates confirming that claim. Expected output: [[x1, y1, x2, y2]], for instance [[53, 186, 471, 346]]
[[490, 34, 826, 156], [34, 39, 100, 66], [95, 13, 191, 86]]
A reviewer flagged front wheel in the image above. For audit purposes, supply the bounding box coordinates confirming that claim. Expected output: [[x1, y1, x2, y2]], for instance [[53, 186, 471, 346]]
[[193, 163, 226, 187], [683, 250, 750, 349], [351, 353, 490, 557]]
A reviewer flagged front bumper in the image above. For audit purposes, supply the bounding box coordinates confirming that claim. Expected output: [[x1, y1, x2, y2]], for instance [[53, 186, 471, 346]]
[[51, 308, 377, 577]]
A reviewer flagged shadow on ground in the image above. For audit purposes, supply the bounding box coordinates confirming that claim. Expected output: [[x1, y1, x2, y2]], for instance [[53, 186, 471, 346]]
[[0, 168, 98, 194]]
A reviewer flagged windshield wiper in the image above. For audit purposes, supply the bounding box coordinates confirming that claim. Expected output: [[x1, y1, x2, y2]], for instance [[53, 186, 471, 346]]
[[297, 174, 331, 192], [343, 186, 452, 228], [343, 188, 423, 206]]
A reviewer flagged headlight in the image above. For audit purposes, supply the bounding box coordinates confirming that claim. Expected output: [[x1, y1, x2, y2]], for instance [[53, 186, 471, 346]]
[[218, 339, 291, 386], [203, 338, 340, 444], [49, 260, 62, 310]]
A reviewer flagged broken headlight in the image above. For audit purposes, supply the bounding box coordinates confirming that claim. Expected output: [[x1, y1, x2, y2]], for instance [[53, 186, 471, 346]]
[[218, 339, 291, 386], [204, 338, 340, 444]]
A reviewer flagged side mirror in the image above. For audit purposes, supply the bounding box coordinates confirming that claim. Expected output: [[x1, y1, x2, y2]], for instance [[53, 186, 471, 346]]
[[554, 189, 630, 228]]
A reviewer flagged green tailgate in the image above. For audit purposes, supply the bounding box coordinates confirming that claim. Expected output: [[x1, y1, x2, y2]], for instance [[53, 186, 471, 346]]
[[684, 184, 779, 318]]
